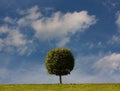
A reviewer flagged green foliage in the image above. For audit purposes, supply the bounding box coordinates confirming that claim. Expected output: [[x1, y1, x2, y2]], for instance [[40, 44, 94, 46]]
[[0, 84, 120, 91], [45, 48, 74, 76]]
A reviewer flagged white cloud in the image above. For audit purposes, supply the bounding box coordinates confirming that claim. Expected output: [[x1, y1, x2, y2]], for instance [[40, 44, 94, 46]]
[[0, 25, 9, 34], [0, 39, 4, 51], [107, 11, 120, 45], [0, 6, 96, 55], [0, 6, 42, 55], [0, 25, 28, 54], [56, 37, 70, 47], [26, 5, 41, 20], [116, 11, 120, 30], [3, 16, 15, 24], [0, 27, 26, 50], [32, 11, 96, 40], [86, 41, 103, 49], [63, 54, 120, 83], [108, 35, 120, 45], [17, 6, 41, 26], [112, 35, 120, 42], [93, 53, 120, 75], [17, 39, 37, 56], [110, 35, 120, 44], [0, 26, 26, 47], [6, 30, 26, 47], [17, 18, 26, 26], [102, 0, 118, 9]]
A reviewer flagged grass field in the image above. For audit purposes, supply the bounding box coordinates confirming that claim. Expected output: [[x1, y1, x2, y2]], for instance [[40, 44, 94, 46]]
[[0, 84, 120, 91]]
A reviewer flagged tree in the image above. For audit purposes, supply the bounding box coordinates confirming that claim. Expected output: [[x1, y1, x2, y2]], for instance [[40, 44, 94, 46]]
[[45, 48, 74, 84]]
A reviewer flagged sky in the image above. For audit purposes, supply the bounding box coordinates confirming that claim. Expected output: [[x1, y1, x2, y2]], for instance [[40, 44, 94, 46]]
[[0, 0, 120, 84]]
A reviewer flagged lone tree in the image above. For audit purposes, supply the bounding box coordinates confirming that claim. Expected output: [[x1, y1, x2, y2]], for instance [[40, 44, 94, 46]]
[[45, 48, 74, 84]]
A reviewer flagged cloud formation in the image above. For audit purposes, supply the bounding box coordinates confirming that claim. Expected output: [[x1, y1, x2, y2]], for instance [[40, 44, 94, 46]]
[[93, 53, 120, 75], [0, 26, 26, 46], [0, 6, 96, 55], [32, 11, 96, 40], [116, 11, 120, 31], [17, 6, 42, 26]]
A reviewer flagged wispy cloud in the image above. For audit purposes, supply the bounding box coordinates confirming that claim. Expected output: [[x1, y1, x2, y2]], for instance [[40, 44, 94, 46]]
[[66, 53, 120, 83], [56, 37, 70, 47], [0, 25, 28, 54], [93, 53, 120, 75], [0, 6, 96, 55], [17, 5, 42, 26], [102, 0, 120, 10], [116, 11, 120, 31], [107, 11, 120, 45], [3, 17, 15, 24]]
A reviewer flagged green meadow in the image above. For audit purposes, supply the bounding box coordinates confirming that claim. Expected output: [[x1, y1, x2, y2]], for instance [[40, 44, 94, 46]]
[[0, 84, 120, 91]]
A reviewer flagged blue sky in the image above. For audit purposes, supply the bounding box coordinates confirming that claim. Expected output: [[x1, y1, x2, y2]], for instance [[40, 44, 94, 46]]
[[0, 0, 120, 83]]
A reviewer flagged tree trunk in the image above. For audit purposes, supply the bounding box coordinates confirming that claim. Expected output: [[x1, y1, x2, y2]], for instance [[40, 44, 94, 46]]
[[59, 75, 62, 84]]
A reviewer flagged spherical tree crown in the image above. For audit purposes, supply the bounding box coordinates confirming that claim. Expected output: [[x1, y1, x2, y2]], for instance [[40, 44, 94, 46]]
[[45, 48, 74, 76]]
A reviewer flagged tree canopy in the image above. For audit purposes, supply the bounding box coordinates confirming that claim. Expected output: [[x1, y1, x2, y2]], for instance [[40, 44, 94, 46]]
[[45, 48, 75, 84]]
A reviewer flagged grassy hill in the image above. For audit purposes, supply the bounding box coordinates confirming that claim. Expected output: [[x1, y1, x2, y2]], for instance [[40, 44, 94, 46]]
[[0, 84, 120, 91]]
